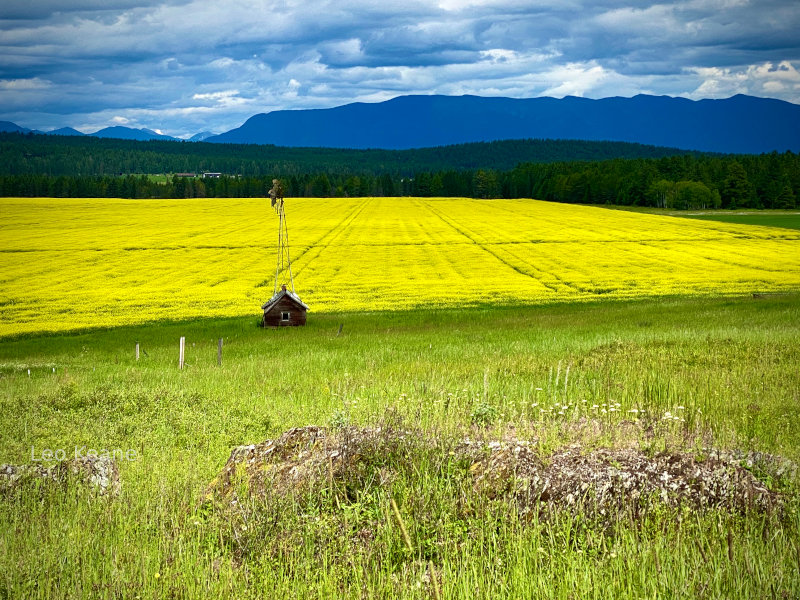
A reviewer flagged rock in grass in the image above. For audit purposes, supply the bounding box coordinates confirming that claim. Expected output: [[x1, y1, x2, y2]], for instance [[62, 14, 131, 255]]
[[0, 456, 120, 497], [464, 442, 786, 514], [205, 426, 790, 517], [204, 425, 413, 504]]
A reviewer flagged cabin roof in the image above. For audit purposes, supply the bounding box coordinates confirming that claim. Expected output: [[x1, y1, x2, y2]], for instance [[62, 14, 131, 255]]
[[261, 289, 309, 312]]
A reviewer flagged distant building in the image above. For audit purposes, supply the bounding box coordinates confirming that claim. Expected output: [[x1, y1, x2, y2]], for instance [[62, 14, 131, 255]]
[[261, 285, 308, 327], [202, 172, 222, 178], [174, 172, 196, 178]]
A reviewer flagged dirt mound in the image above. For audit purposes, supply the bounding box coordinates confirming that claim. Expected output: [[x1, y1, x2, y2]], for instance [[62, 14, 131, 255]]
[[0, 455, 120, 497], [206, 426, 790, 515]]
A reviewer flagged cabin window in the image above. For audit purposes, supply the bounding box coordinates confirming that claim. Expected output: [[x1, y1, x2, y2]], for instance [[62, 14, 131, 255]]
[[281, 311, 290, 321]]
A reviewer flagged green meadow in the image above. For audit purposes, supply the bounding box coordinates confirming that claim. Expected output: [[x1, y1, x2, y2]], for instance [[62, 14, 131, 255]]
[[606, 206, 800, 231], [1, 295, 799, 598], [679, 211, 800, 231]]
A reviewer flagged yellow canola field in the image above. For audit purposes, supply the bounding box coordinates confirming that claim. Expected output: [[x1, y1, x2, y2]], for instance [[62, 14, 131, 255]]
[[1, 196, 799, 336]]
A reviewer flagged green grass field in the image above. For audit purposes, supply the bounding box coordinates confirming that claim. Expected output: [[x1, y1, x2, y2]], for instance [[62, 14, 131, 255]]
[[2, 295, 799, 598], [679, 212, 800, 230], [602, 205, 800, 231]]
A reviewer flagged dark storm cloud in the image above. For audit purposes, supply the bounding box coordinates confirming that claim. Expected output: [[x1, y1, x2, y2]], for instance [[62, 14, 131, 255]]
[[1, 0, 798, 136], [0, 0, 193, 20]]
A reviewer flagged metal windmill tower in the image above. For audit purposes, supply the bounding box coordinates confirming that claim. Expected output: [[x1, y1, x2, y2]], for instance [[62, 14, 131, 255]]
[[260, 179, 307, 327], [269, 179, 295, 295]]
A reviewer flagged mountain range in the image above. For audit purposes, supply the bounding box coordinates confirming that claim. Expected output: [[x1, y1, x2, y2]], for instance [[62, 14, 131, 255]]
[[3, 94, 800, 153], [0, 121, 180, 142], [208, 94, 800, 153]]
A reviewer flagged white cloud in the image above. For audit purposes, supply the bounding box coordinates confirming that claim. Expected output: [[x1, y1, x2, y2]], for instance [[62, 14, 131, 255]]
[[689, 61, 800, 101], [480, 49, 518, 63], [539, 62, 613, 97], [191, 90, 247, 107], [319, 38, 364, 65], [192, 90, 235, 101], [0, 77, 52, 90]]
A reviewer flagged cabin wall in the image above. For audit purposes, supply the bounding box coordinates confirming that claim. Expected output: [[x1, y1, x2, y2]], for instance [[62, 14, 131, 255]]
[[263, 297, 307, 327]]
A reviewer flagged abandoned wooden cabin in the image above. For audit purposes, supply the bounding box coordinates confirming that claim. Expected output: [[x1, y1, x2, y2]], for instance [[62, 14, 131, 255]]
[[261, 284, 309, 327]]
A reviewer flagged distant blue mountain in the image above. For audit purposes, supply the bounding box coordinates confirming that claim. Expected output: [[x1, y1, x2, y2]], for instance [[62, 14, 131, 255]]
[[207, 94, 800, 154], [0, 122, 178, 140], [188, 131, 216, 142], [0, 121, 35, 134], [1, 122, 180, 141], [88, 126, 177, 141], [49, 127, 85, 136]]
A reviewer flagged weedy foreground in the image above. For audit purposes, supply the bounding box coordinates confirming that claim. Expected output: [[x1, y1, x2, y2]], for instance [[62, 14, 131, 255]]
[[1, 295, 799, 598]]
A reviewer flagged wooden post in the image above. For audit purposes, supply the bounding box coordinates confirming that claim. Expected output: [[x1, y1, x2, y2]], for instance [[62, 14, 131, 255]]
[[135, 342, 140, 361], [337, 323, 343, 337], [179, 337, 185, 369], [217, 338, 223, 366]]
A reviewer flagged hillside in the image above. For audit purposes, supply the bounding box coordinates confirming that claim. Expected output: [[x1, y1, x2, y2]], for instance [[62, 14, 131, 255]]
[[0, 133, 696, 177], [208, 94, 800, 154]]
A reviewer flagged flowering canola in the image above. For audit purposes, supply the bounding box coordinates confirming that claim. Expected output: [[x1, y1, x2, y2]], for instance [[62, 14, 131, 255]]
[[1, 197, 798, 336]]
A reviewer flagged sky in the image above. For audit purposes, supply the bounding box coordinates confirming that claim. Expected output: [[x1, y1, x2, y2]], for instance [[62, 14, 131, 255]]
[[1, 0, 799, 138]]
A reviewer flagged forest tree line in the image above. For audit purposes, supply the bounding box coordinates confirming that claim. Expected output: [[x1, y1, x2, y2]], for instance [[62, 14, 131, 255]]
[[1, 141, 798, 209], [0, 132, 698, 176]]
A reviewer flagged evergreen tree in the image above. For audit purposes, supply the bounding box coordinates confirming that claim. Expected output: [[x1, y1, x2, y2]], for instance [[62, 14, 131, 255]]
[[776, 184, 796, 209], [472, 170, 499, 198], [309, 174, 331, 197], [721, 161, 752, 209], [379, 173, 396, 196]]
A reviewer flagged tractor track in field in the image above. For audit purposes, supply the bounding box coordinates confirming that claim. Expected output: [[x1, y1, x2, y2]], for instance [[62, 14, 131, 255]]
[[287, 198, 370, 280], [424, 200, 577, 294]]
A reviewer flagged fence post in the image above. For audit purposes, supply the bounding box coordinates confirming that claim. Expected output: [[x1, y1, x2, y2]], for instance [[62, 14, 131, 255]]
[[217, 338, 223, 366], [179, 337, 185, 369], [135, 342, 140, 361]]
